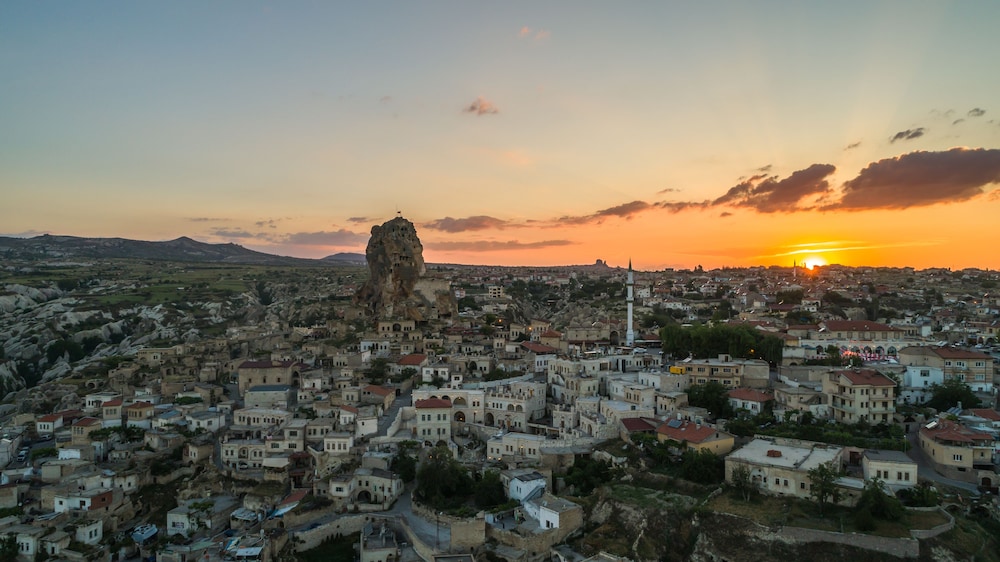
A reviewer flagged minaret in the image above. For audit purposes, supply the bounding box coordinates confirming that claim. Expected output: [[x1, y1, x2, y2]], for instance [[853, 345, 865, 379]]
[[626, 259, 635, 347]]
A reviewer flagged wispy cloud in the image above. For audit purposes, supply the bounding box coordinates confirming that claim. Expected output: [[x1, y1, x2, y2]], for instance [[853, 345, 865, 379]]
[[518, 26, 550, 40], [427, 239, 573, 252], [423, 216, 513, 233], [281, 230, 368, 246], [844, 141, 861, 150], [187, 217, 228, 222], [347, 216, 375, 224], [555, 200, 655, 225], [889, 128, 926, 143], [968, 107, 986, 117], [464, 96, 499, 116], [210, 228, 261, 239]]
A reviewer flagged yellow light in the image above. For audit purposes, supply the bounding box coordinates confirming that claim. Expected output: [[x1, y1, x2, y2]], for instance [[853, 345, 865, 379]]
[[802, 256, 827, 270]]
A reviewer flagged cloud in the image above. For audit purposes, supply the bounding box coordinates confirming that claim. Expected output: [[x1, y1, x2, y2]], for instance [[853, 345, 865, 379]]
[[556, 200, 654, 225], [423, 216, 512, 233], [952, 119, 965, 125], [719, 212, 732, 218], [347, 216, 374, 224], [187, 217, 228, 222], [844, 141, 861, 150], [756, 164, 773, 173], [464, 97, 499, 116], [427, 239, 574, 252], [281, 230, 368, 246], [656, 187, 679, 194], [518, 26, 550, 40], [968, 108, 986, 117], [889, 128, 926, 143], [826, 148, 1000, 210], [210, 228, 260, 239], [710, 164, 836, 213]]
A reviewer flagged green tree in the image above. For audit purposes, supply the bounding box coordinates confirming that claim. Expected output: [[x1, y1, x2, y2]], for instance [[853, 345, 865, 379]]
[[730, 464, 756, 502], [855, 478, 903, 521], [687, 382, 735, 419], [807, 461, 842, 516], [474, 469, 507, 509], [0, 534, 16, 562], [924, 377, 981, 411], [415, 446, 473, 510], [679, 449, 724, 484]]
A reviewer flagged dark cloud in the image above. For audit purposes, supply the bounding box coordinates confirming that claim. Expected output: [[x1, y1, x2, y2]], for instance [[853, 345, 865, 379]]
[[719, 212, 732, 218], [347, 216, 374, 224], [756, 164, 773, 173], [656, 187, 679, 194], [423, 216, 511, 232], [556, 200, 654, 225], [427, 239, 573, 252], [844, 141, 861, 150], [968, 108, 986, 117], [826, 148, 1000, 210], [187, 217, 228, 222], [281, 230, 368, 246], [464, 97, 499, 116], [710, 164, 836, 213], [889, 128, 925, 143], [255, 219, 279, 229], [952, 119, 965, 125], [210, 228, 259, 239]]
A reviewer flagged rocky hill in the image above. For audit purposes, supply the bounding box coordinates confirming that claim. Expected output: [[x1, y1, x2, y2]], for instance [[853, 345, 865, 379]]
[[0, 235, 319, 266]]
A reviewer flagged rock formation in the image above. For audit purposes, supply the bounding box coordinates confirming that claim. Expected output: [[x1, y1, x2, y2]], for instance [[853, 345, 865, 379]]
[[355, 216, 456, 322]]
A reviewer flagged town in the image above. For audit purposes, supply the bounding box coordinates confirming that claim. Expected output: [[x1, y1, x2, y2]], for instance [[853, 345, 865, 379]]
[[0, 218, 998, 562]]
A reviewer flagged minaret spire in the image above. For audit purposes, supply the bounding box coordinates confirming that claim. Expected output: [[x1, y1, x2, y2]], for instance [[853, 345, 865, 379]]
[[626, 259, 635, 347]]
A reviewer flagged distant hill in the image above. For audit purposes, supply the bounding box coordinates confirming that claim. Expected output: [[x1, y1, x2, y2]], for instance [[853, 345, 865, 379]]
[[321, 252, 367, 264], [0, 234, 324, 266]]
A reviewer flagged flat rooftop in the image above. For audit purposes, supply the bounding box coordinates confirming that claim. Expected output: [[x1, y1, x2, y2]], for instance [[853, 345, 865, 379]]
[[728, 438, 841, 471]]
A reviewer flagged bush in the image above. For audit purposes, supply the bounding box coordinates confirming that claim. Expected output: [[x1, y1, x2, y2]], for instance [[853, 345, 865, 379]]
[[854, 506, 876, 531]]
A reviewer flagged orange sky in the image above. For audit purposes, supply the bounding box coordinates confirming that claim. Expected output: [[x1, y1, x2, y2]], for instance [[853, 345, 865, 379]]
[[3, 3, 1000, 270]]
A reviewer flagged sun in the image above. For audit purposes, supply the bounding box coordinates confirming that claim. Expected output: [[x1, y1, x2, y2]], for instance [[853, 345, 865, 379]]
[[802, 256, 827, 270]]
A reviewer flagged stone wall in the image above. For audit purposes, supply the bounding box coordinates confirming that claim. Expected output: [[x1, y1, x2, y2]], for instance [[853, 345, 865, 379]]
[[776, 526, 920, 559], [292, 514, 367, 551], [450, 518, 486, 551], [908, 507, 954, 540]]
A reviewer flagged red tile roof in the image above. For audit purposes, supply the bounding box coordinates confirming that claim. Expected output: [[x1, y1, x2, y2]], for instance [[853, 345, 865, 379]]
[[821, 320, 901, 332], [539, 330, 562, 338], [73, 416, 102, 427], [363, 385, 394, 397], [835, 368, 896, 387], [340, 405, 359, 414], [921, 420, 993, 444], [656, 420, 724, 444], [415, 398, 452, 409], [727, 388, 774, 403], [125, 401, 154, 410], [102, 399, 123, 407], [38, 413, 62, 423], [968, 408, 1000, 422], [929, 347, 992, 360], [398, 354, 428, 366], [521, 342, 559, 354]]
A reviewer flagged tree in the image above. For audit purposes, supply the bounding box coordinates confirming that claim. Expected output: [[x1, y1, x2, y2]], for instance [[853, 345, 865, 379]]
[[415, 446, 472, 510], [855, 478, 903, 522], [925, 377, 981, 411], [679, 449, 725, 484], [730, 464, 756, 502], [0, 535, 15, 562], [687, 382, 735, 419], [474, 469, 507, 509], [807, 461, 842, 516]]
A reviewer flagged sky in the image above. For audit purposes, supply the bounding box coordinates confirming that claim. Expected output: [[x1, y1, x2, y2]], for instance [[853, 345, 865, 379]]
[[3, 1, 1000, 271]]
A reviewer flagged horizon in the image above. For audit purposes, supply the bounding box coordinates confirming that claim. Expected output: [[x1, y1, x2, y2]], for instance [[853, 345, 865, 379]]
[[3, 2, 1000, 271]]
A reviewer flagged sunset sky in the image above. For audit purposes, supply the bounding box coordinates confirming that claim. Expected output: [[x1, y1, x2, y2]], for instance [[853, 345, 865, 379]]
[[3, 2, 1000, 270]]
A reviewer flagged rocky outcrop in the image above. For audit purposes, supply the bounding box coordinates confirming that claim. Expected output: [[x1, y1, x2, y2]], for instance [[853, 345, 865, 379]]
[[355, 217, 456, 321]]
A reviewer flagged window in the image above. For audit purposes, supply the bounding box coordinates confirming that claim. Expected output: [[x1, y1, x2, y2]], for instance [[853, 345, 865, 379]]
[[953, 454, 963, 462]]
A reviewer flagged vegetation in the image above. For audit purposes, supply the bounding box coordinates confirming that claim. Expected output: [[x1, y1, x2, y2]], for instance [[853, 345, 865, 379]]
[[924, 377, 981, 411], [659, 323, 784, 366], [686, 382, 735, 419], [807, 461, 842, 516]]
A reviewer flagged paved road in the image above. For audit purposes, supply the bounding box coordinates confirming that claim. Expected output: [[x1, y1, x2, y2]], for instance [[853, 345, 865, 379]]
[[905, 430, 980, 494]]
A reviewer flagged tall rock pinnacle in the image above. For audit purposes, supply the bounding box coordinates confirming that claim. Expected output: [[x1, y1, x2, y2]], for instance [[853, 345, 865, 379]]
[[355, 217, 456, 322]]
